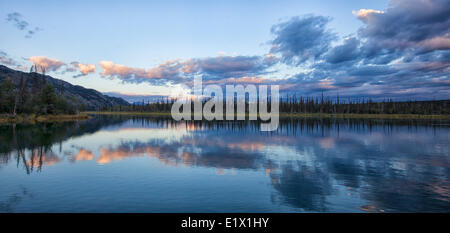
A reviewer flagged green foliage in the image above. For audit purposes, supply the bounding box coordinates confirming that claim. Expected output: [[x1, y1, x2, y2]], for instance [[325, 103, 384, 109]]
[[55, 96, 76, 115], [102, 96, 449, 115], [39, 84, 58, 114], [0, 74, 77, 115], [0, 78, 16, 113]]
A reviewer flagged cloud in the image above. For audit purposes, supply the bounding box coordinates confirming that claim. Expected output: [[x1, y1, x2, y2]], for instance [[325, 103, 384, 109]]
[[6, 12, 41, 38], [103, 92, 169, 103], [198, 76, 269, 85], [98, 60, 185, 85], [29, 56, 66, 72], [3, 0, 449, 100], [348, 65, 398, 77], [70, 62, 96, 77], [99, 55, 276, 85], [270, 15, 336, 65], [266, 0, 450, 100], [325, 37, 360, 64], [25, 27, 42, 38], [0, 50, 28, 71], [0, 50, 18, 66], [217, 76, 268, 84], [356, 0, 450, 55], [6, 12, 28, 30], [186, 55, 275, 79], [353, 9, 385, 22]]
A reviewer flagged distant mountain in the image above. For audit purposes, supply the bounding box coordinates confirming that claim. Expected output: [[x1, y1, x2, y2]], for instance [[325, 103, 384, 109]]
[[103, 92, 169, 104], [0, 65, 129, 110]]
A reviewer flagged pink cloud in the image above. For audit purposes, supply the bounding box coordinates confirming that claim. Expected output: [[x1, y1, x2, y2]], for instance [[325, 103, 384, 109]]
[[203, 76, 269, 85], [421, 36, 450, 51], [98, 60, 184, 83], [71, 62, 96, 75], [353, 9, 385, 22], [29, 56, 66, 71]]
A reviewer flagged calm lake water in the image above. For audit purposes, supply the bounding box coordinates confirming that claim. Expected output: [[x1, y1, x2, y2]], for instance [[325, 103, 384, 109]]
[[1, 116, 449, 213]]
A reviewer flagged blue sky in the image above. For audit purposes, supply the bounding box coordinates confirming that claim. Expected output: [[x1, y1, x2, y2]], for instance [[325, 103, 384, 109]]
[[1, 0, 449, 101]]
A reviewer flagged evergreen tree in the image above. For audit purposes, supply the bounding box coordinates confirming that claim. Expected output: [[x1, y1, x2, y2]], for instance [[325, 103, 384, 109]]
[[0, 78, 16, 114], [39, 83, 58, 114]]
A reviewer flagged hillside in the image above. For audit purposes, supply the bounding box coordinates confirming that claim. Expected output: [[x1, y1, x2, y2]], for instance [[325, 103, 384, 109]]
[[0, 65, 129, 110]]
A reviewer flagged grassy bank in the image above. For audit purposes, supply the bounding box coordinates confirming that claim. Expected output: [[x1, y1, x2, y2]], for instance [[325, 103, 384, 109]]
[[0, 114, 90, 124], [83, 111, 450, 120]]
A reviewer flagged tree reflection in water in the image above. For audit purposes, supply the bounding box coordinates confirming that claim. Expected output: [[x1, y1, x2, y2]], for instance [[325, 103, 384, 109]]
[[0, 116, 449, 212]]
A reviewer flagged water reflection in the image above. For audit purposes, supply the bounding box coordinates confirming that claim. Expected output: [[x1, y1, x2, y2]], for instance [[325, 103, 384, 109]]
[[0, 116, 449, 212]]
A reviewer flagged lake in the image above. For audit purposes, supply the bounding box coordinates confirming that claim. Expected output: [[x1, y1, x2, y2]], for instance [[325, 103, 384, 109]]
[[0, 116, 449, 212]]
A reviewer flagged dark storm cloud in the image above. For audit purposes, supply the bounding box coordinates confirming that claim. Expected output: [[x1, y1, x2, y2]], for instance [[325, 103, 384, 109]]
[[357, 0, 450, 56], [325, 37, 360, 64], [270, 15, 337, 65], [347, 65, 398, 77], [266, 0, 450, 100]]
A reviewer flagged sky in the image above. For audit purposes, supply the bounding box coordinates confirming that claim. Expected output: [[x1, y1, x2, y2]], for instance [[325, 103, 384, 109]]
[[0, 0, 449, 102]]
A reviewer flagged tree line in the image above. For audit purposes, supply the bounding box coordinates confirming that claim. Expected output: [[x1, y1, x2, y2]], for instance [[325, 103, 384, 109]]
[[0, 65, 77, 115], [101, 94, 449, 115]]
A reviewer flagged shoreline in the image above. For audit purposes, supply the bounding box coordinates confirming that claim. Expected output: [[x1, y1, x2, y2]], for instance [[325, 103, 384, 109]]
[[2, 112, 447, 124], [0, 114, 90, 124], [82, 111, 450, 120]]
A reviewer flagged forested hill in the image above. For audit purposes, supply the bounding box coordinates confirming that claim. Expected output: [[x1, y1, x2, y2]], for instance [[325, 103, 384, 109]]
[[0, 65, 129, 111]]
